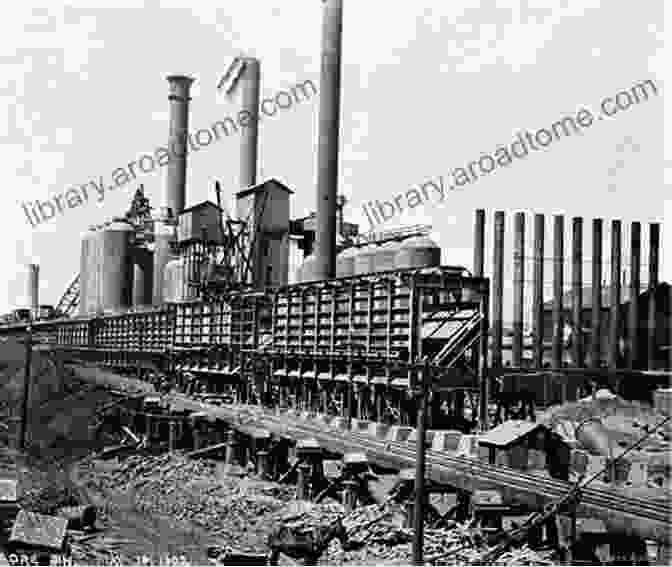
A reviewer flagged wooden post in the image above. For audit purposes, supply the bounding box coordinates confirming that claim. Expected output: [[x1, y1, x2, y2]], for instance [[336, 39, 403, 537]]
[[19, 326, 33, 450], [512, 212, 525, 367], [412, 377, 426, 566], [628, 222, 641, 369], [608, 220, 622, 369], [647, 223, 660, 369], [492, 211, 505, 369], [591, 219, 603, 369], [552, 216, 565, 369], [571, 218, 583, 368], [533, 214, 545, 367]]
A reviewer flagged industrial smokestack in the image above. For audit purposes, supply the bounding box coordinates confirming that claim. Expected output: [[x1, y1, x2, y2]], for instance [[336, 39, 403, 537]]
[[314, 0, 343, 281], [27, 264, 39, 311], [239, 58, 260, 189], [165, 75, 194, 218]]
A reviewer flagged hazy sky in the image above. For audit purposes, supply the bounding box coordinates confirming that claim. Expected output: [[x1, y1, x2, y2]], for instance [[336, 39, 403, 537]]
[[0, 1, 666, 326]]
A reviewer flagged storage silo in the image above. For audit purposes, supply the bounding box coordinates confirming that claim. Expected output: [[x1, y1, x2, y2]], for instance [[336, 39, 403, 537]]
[[374, 241, 400, 272], [336, 247, 358, 277], [132, 247, 153, 307], [79, 228, 96, 315], [300, 253, 317, 282], [354, 245, 377, 275], [99, 220, 134, 312], [163, 257, 184, 303], [85, 226, 102, 314], [395, 236, 441, 269]]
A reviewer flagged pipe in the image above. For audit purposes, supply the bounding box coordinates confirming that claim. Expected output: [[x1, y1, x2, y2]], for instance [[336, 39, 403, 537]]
[[239, 58, 260, 189], [473, 209, 485, 277], [571, 217, 583, 367], [314, 0, 343, 281], [591, 219, 603, 369], [552, 216, 564, 369], [532, 214, 545, 367], [492, 211, 505, 368], [26, 264, 39, 312], [165, 75, 194, 218], [608, 220, 622, 369], [628, 222, 641, 368], [647, 223, 660, 369], [512, 212, 525, 367]]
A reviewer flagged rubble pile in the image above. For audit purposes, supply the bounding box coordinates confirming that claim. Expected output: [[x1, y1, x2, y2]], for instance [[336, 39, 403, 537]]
[[77, 453, 296, 552], [325, 503, 558, 566]]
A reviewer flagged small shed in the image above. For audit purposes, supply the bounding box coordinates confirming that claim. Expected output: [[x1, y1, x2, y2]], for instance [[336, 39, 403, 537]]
[[9, 510, 68, 553], [478, 420, 571, 480], [177, 201, 224, 244]]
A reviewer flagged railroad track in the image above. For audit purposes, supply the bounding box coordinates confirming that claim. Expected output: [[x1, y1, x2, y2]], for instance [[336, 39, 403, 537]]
[[166, 397, 671, 542]]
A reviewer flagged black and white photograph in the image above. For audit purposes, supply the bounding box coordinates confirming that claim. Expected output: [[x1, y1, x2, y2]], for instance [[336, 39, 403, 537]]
[[0, 1, 668, 564]]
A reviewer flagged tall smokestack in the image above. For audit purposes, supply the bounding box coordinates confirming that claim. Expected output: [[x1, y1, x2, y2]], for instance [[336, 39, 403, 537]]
[[165, 75, 194, 218], [240, 58, 260, 189], [314, 0, 343, 281], [27, 264, 39, 311]]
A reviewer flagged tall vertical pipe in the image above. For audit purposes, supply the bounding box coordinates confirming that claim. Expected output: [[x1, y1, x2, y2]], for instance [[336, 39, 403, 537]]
[[473, 209, 485, 277], [26, 264, 39, 312], [647, 223, 660, 369], [314, 0, 343, 281], [571, 217, 583, 368], [590, 219, 603, 369], [239, 58, 260, 189], [153, 214, 177, 305], [608, 220, 622, 369], [165, 75, 194, 218], [512, 212, 525, 367], [552, 216, 564, 369], [628, 222, 641, 369], [492, 211, 505, 369], [533, 214, 545, 367]]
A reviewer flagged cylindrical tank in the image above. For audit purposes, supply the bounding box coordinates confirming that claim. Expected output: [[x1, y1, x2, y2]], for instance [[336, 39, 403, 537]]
[[374, 241, 400, 272], [79, 228, 96, 315], [99, 220, 134, 312], [86, 227, 102, 314], [575, 417, 613, 457], [132, 247, 154, 307], [163, 257, 184, 303], [354, 245, 377, 275], [395, 236, 441, 269], [336, 247, 358, 278], [152, 218, 177, 305], [300, 254, 318, 282]]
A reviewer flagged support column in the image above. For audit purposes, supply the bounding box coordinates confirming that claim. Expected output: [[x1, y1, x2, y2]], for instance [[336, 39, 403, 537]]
[[297, 462, 312, 500]]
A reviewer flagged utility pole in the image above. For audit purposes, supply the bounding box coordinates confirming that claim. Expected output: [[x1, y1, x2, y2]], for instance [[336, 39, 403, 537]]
[[19, 324, 33, 450], [412, 363, 427, 565]]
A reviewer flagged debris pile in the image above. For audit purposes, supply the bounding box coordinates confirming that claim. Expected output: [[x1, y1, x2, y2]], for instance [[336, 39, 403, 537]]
[[76, 453, 296, 552]]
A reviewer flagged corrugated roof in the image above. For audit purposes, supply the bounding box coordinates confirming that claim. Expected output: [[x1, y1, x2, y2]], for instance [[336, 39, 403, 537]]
[[478, 420, 547, 448]]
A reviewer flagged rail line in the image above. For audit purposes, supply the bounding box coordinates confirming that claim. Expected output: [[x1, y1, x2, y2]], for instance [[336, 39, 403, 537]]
[[164, 396, 671, 542]]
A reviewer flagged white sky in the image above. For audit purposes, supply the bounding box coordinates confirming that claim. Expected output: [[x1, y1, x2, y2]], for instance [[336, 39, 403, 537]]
[[0, 0, 667, 325]]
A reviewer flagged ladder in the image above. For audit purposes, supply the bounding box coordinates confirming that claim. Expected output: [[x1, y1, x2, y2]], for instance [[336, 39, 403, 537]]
[[56, 274, 80, 316]]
